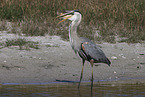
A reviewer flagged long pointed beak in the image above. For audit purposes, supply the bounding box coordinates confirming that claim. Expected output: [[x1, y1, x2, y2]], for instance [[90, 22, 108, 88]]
[[56, 11, 73, 24], [56, 12, 69, 18], [57, 15, 72, 24]]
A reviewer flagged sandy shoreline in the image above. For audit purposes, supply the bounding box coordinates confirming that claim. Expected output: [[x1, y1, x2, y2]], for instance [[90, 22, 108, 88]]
[[0, 32, 145, 84]]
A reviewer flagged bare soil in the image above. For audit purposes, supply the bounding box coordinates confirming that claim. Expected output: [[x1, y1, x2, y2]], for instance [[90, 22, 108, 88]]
[[0, 32, 145, 84]]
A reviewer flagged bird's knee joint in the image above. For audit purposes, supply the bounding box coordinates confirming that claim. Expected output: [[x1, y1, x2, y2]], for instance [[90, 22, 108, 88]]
[[90, 59, 94, 67]]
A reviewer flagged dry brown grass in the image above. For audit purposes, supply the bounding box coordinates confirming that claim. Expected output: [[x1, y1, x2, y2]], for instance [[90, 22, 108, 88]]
[[0, 0, 144, 43]]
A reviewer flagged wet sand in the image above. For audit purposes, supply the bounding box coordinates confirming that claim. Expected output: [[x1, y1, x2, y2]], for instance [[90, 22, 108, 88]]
[[0, 32, 145, 84]]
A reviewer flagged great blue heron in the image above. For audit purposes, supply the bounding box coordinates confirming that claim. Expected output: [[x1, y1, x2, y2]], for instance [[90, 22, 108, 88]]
[[57, 10, 111, 89]]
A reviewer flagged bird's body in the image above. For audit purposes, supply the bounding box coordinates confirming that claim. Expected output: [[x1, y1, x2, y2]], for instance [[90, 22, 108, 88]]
[[69, 21, 110, 65], [57, 10, 111, 89], [78, 37, 111, 64]]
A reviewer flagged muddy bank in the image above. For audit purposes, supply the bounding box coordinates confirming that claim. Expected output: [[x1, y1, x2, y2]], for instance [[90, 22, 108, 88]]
[[0, 32, 145, 84]]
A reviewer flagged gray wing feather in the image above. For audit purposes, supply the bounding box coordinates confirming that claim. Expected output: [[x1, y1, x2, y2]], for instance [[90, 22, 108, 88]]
[[83, 42, 106, 60], [80, 37, 110, 65], [79, 37, 111, 65]]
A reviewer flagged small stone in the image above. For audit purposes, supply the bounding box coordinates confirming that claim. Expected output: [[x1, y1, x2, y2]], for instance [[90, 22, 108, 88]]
[[111, 56, 117, 60], [122, 56, 126, 59], [137, 66, 140, 69], [114, 71, 116, 74], [33, 56, 37, 59], [119, 54, 124, 56], [72, 74, 77, 76], [45, 66, 48, 69]]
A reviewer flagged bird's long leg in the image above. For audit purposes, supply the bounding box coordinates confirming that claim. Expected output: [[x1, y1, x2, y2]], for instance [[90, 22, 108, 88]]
[[90, 59, 94, 93], [78, 59, 85, 89]]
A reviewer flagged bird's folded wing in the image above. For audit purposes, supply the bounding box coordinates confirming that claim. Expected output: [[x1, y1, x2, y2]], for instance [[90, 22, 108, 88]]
[[82, 42, 109, 63]]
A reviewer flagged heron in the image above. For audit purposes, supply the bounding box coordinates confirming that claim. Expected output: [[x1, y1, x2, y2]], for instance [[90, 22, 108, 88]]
[[57, 10, 111, 89]]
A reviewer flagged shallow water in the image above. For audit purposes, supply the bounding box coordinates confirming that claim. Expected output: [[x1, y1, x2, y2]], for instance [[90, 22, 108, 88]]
[[1, 82, 145, 97]]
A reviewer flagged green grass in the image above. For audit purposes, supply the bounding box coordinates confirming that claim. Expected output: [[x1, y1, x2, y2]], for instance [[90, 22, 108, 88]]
[[4, 38, 39, 50], [0, 0, 144, 43]]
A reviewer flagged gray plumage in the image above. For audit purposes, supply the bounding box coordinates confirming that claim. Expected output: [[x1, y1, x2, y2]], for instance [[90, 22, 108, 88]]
[[78, 37, 111, 65]]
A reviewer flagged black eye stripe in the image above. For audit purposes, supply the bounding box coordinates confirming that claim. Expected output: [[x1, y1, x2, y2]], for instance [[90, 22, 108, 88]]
[[65, 11, 74, 15], [73, 10, 81, 14]]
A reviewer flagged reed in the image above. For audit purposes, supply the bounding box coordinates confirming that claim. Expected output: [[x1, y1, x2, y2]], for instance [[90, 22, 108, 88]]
[[0, 0, 144, 43]]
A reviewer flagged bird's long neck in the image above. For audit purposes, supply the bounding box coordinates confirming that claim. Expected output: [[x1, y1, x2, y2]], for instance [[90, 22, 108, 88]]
[[69, 20, 81, 53], [69, 21, 79, 43]]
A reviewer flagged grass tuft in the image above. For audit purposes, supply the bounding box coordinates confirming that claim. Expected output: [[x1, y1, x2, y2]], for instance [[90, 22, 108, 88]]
[[0, 0, 144, 43], [4, 38, 39, 50]]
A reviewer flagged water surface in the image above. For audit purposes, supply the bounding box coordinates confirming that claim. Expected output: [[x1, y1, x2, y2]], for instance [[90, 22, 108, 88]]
[[0, 82, 145, 97]]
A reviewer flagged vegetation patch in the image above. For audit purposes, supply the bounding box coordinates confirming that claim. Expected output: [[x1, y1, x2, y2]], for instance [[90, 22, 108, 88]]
[[3, 38, 39, 50], [0, 0, 144, 43], [46, 44, 59, 48]]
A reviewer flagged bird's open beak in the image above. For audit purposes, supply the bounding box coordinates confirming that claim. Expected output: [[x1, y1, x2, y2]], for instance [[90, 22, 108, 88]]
[[56, 11, 74, 24]]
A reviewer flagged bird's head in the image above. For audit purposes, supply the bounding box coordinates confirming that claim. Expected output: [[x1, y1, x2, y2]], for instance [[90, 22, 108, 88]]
[[56, 10, 82, 24]]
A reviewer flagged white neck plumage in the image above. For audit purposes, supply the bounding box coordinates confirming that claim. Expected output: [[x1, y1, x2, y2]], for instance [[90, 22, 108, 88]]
[[69, 18, 82, 53]]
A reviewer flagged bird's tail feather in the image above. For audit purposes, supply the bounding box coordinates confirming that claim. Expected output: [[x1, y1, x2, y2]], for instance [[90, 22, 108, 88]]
[[94, 57, 111, 66]]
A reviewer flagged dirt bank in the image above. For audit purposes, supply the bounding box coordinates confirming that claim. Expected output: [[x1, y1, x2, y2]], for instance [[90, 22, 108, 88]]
[[0, 32, 145, 84]]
